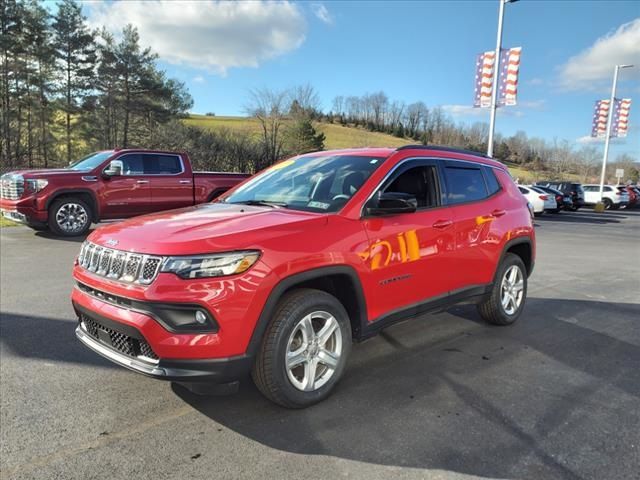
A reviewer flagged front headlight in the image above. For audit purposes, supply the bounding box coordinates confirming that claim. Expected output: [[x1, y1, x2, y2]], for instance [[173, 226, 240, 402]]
[[25, 179, 48, 193], [160, 251, 261, 279]]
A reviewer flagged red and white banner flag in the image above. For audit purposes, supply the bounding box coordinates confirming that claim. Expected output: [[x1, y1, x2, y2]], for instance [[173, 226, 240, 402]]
[[591, 100, 610, 137], [474, 47, 522, 108], [591, 98, 632, 138], [613, 98, 631, 138]]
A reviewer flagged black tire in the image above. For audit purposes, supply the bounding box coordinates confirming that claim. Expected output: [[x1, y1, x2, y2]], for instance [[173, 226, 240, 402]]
[[477, 253, 527, 326], [603, 198, 613, 210], [48, 197, 92, 237], [252, 288, 352, 408]]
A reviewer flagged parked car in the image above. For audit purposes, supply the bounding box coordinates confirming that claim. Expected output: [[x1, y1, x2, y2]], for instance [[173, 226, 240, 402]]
[[534, 185, 572, 212], [529, 186, 557, 212], [0, 149, 250, 236], [518, 185, 548, 215], [582, 184, 629, 209], [618, 185, 638, 208], [535, 181, 585, 210], [72, 145, 535, 408]]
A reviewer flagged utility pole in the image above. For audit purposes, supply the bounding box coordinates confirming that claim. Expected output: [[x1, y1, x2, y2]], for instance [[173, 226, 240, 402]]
[[487, 0, 506, 158], [598, 64, 633, 204]]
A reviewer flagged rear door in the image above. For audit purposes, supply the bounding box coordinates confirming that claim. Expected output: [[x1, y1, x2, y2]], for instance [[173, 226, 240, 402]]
[[442, 161, 505, 291], [100, 153, 152, 218], [143, 153, 195, 212], [361, 158, 456, 318]]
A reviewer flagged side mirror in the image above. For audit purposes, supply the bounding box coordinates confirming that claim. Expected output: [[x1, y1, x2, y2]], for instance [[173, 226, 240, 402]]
[[103, 160, 123, 178], [366, 192, 417, 216]]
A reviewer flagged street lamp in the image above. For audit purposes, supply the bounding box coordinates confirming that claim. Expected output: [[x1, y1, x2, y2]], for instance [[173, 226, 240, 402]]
[[597, 64, 634, 207], [487, 0, 519, 158]]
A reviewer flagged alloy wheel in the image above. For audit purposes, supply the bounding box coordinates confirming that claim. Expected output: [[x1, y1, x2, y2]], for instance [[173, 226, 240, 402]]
[[285, 310, 343, 392], [56, 203, 89, 234], [500, 265, 524, 315]]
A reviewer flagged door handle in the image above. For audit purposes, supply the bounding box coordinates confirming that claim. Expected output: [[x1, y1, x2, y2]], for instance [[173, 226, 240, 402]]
[[491, 209, 506, 217], [179, 180, 191, 184], [136, 180, 149, 184], [432, 219, 453, 229]]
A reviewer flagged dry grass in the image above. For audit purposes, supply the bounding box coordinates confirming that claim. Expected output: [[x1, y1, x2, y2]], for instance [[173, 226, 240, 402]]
[[0, 217, 18, 227]]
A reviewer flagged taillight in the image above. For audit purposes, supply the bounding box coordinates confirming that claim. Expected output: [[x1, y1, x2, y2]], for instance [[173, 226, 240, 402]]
[[539, 195, 548, 200], [556, 195, 562, 202], [615, 191, 621, 195]]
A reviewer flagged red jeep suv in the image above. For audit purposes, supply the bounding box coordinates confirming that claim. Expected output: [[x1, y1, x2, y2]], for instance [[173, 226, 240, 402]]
[[72, 146, 535, 408]]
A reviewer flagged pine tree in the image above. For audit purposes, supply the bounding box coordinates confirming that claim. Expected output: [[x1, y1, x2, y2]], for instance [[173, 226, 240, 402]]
[[52, 0, 95, 162], [284, 118, 325, 155]]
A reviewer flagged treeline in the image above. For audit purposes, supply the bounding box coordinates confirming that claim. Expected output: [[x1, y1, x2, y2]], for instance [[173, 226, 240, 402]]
[[1, 0, 192, 169], [326, 91, 638, 182]]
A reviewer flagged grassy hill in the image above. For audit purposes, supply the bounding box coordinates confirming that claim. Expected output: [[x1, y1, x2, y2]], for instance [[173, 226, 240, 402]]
[[185, 114, 412, 150]]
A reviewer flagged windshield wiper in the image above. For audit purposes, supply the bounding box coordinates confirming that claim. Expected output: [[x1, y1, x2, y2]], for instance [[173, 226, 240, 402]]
[[228, 200, 289, 208]]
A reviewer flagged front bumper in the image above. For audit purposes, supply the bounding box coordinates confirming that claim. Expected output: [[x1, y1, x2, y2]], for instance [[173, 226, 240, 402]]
[[75, 309, 253, 384], [0, 197, 48, 226]]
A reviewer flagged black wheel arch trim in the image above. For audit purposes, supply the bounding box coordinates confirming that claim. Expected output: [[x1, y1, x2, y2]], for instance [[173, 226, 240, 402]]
[[245, 265, 368, 356], [497, 236, 534, 279], [46, 188, 100, 222]]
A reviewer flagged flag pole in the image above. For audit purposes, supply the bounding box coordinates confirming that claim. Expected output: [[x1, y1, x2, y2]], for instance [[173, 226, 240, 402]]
[[487, 0, 506, 158], [598, 64, 633, 206]]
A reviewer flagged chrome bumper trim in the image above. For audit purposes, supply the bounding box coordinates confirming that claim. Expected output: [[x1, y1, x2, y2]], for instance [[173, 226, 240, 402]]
[[75, 325, 165, 376]]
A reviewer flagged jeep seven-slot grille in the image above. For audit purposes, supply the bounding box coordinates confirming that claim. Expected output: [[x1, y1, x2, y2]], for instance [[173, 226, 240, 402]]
[[79, 313, 159, 361], [78, 242, 162, 285]]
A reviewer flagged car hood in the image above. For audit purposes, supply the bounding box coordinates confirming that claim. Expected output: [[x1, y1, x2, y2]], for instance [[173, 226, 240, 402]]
[[89, 203, 328, 255], [3, 168, 82, 179]]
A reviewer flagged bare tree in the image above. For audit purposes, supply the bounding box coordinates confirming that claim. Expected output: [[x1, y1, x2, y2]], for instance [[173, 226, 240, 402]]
[[245, 87, 288, 169], [288, 83, 321, 117], [331, 95, 344, 118]]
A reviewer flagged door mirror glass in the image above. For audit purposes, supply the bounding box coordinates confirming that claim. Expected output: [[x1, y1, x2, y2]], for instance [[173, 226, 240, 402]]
[[104, 160, 123, 177], [366, 192, 417, 216]]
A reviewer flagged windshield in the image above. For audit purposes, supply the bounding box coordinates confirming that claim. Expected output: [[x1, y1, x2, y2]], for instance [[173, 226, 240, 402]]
[[68, 151, 115, 171], [223, 154, 387, 213]]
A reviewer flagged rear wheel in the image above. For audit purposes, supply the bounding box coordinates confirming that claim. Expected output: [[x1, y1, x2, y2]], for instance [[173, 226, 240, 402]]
[[477, 253, 527, 326], [252, 289, 351, 408], [49, 197, 92, 237], [602, 198, 613, 210]]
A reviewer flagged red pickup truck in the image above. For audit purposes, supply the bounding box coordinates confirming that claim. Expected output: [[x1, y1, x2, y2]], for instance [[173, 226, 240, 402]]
[[0, 149, 250, 236]]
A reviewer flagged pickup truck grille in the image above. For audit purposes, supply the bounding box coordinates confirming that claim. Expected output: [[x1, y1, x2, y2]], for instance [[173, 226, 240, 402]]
[[0, 174, 24, 200], [78, 241, 162, 285]]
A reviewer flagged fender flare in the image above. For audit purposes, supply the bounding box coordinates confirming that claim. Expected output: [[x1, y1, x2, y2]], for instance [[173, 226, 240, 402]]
[[206, 188, 229, 202], [45, 189, 100, 222], [495, 237, 534, 281], [245, 265, 368, 356]]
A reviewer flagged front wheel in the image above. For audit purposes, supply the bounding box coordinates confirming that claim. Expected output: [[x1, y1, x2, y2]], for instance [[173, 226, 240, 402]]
[[477, 253, 527, 325], [252, 289, 352, 408], [49, 197, 92, 237]]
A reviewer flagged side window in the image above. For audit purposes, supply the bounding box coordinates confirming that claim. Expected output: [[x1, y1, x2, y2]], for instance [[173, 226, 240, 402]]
[[384, 165, 439, 208], [118, 154, 144, 175], [142, 154, 182, 175], [483, 166, 501, 195], [445, 166, 489, 204], [518, 186, 528, 195]]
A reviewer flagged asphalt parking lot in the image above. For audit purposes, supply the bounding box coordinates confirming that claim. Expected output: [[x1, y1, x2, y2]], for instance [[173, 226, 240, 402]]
[[1, 208, 639, 480]]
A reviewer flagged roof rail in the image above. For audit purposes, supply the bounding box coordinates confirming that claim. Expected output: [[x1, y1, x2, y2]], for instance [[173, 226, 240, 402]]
[[395, 144, 491, 158]]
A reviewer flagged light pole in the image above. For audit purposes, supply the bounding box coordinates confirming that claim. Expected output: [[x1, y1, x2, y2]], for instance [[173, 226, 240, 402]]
[[597, 64, 634, 204], [487, 0, 518, 158]]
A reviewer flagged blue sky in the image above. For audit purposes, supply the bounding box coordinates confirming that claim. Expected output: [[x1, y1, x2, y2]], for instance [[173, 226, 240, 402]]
[[86, 1, 639, 159]]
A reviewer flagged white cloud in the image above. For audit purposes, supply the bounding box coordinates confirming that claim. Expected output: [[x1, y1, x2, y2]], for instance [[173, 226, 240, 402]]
[[89, 1, 306, 75], [557, 18, 640, 91], [193, 75, 205, 84], [311, 3, 333, 25], [576, 135, 626, 145], [441, 100, 545, 118]]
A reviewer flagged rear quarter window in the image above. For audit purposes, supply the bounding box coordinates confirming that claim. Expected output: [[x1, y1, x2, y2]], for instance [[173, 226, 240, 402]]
[[482, 167, 501, 195], [444, 166, 489, 204]]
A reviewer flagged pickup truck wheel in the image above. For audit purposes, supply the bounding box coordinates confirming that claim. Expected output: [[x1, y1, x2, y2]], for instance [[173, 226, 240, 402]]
[[252, 288, 351, 408], [49, 197, 92, 237], [477, 253, 527, 326]]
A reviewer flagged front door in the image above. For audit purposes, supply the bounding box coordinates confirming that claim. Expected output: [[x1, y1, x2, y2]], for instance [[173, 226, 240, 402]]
[[100, 153, 151, 218], [360, 159, 456, 320]]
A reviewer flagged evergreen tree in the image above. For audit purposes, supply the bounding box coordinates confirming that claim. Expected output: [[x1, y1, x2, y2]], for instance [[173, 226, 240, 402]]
[[284, 118, 325, 155], [52, 0, 95, 162]]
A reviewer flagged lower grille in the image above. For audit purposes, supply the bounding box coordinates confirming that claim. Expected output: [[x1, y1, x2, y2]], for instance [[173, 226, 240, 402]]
[[79, 313, 159, 362], [0, 175, 24, 200]]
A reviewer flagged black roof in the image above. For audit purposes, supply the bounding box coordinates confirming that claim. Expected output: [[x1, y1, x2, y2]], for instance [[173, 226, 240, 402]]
[[395, 144, 491, 159]]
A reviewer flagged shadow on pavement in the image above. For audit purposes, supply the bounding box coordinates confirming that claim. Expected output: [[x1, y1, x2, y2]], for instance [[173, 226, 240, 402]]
[[0, 312, 117, 369], [34, 229, 93, 243], [173, 297, 640, 480]]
